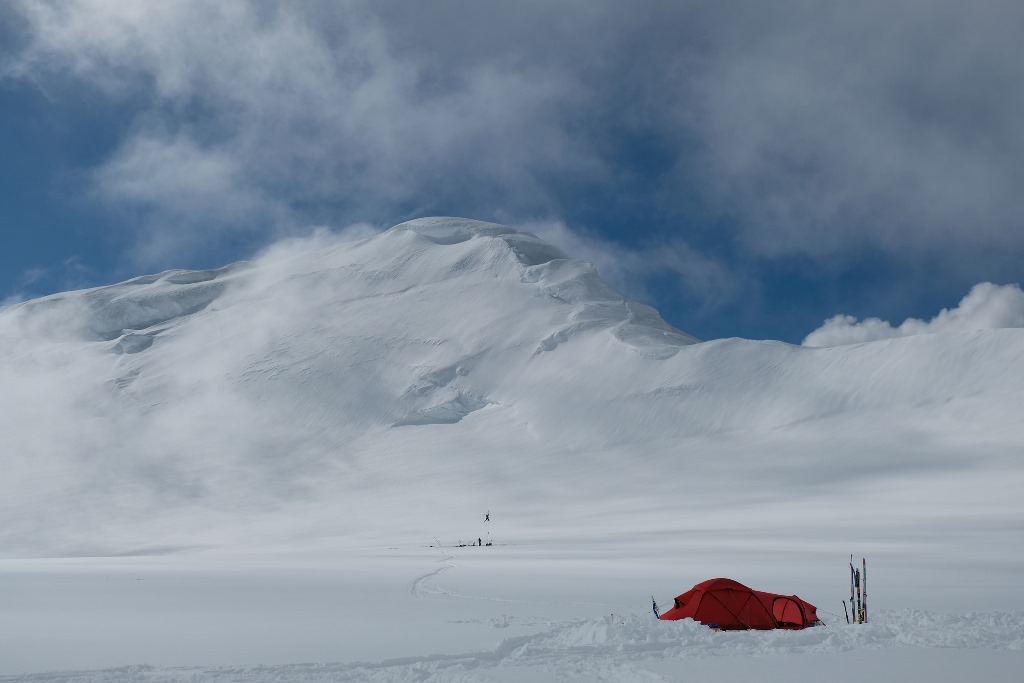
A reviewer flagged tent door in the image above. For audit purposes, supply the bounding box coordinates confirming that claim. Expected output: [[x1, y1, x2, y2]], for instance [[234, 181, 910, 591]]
[[772, 597, 805, 628]]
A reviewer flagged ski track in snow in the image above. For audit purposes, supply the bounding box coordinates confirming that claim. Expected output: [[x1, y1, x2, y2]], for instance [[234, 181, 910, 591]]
[[4, 610, 1022, 682], [411, 550, 456, 598]]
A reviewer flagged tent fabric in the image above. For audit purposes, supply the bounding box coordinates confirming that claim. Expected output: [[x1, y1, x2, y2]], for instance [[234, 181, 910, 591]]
[[658, 578, 821, 630]]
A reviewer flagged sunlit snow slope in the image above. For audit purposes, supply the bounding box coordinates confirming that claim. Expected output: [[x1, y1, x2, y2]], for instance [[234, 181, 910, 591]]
[[1, 216, 1022, 589]]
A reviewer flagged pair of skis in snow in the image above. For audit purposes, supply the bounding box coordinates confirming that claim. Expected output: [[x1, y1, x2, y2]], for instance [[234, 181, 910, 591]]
[[843, 555, 867, 624]]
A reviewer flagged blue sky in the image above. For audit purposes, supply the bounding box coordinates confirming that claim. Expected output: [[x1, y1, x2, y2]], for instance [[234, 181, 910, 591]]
[[2, 0, 1023, 344]]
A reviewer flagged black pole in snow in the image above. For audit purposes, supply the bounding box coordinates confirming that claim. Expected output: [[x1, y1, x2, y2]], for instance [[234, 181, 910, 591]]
[[862, 557, 868, 623], [849, 556, 855, 623]]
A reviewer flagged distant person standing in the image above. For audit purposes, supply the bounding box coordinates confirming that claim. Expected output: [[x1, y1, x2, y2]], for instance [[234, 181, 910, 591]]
[[478, 537, 482, 546]]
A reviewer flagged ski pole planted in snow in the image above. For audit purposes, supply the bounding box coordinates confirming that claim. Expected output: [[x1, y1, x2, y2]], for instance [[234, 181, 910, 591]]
[[855, 568, 862, 623], [850, 556, 855, 623], [862, 557, 868, 623]]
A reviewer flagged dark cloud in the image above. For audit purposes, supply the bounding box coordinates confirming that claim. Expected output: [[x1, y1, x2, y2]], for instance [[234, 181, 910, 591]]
[[686, 1, 1024, 258]]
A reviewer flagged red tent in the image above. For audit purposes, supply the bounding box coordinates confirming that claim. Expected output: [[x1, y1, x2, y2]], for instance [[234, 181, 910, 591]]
[[658, 578, 822, 630]]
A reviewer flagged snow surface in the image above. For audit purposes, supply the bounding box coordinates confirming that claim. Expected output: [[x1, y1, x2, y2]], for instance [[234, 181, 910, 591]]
[[1, 217, 1022, 680]]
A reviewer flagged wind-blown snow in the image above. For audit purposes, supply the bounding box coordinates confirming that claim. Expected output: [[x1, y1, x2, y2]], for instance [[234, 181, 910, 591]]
[[1, 217, 1022, 679]]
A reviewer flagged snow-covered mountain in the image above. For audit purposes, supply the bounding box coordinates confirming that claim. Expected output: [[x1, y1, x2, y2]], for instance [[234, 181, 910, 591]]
[[2, 216, 1022, 560], [3, 217, 1024, 679]]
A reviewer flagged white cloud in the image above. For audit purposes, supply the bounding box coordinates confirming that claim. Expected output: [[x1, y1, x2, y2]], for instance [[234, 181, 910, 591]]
[[520, 219, 738, 314], [5, 0, 594, 269], [0, 258, 94, 307], [803, 282, 1024, 347], [4, 0, 1024, 326]]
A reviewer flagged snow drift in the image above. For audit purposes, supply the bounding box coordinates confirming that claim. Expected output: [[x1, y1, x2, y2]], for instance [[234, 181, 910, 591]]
[[4, 609, 1023, 682]]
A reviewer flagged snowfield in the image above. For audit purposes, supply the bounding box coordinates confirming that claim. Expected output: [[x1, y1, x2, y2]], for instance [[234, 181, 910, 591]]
[[1, 218, 1022, 680], [2, 543, 1023, 681]]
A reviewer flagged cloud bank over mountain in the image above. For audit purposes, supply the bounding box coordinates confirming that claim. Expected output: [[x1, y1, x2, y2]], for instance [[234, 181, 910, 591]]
[[4, 1, 1024, 341], [803, 282, 1024, 346], [8, 0, 1021, 258]]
